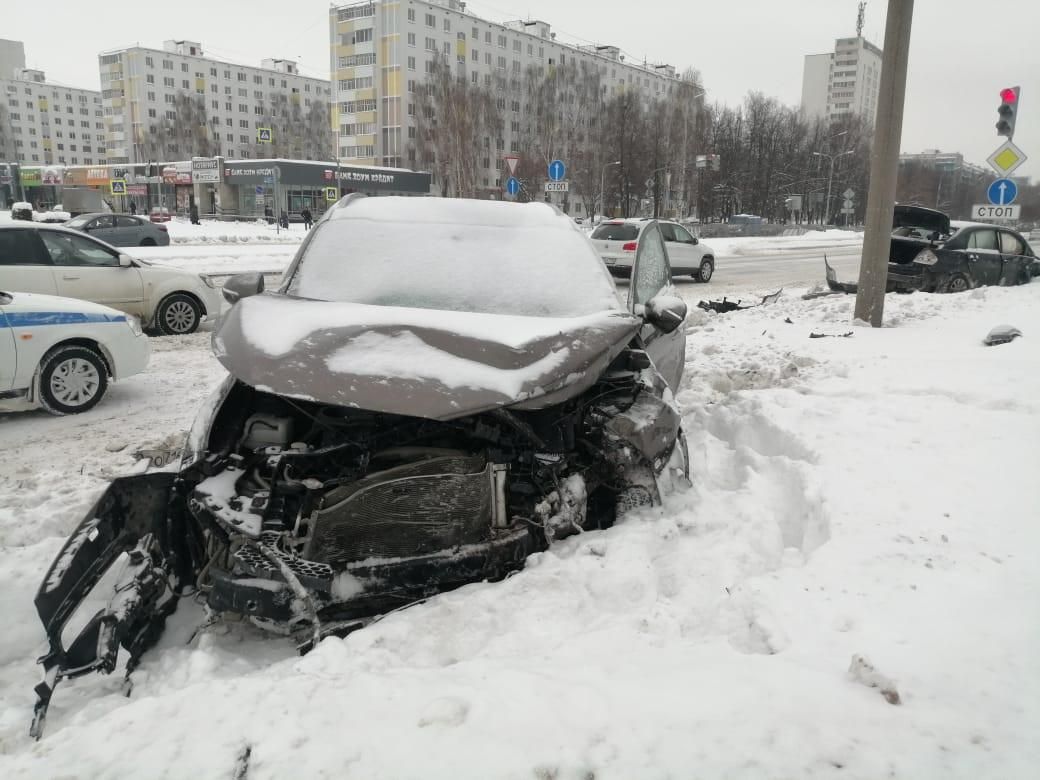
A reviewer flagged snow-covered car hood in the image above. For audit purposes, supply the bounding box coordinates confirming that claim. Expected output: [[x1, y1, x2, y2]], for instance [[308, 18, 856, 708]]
[[212, 293, 641, 421]]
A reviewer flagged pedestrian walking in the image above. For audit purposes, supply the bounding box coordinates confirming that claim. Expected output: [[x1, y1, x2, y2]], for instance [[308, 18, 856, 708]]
[[129, 201, 137, 216], [279, 210, 289, 230], [301, 207, 313, 230], [189, 202, 200, 225]]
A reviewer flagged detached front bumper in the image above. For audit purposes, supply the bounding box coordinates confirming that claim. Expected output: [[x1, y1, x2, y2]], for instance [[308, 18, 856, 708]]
[[825, 257, 929, 294]]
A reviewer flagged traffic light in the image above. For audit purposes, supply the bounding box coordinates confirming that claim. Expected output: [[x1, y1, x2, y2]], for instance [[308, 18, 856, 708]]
[[996, 86, 1020, 138]]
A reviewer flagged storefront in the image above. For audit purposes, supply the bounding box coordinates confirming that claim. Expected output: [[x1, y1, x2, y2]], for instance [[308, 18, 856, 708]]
[[219, 160, 431, 219]]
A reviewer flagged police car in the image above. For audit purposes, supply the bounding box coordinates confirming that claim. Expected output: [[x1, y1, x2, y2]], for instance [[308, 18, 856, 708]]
[[0, 290, 150, 414]]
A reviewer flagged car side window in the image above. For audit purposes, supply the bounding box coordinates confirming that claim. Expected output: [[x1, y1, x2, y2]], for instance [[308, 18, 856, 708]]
[[91, 215, 115, 229], [115, 216, 139, 228], [658, 223, 676, 242], [673, 225, 694, 243], [39, 231, 120, 267], [998, 232, 1024, 256], [630, 222, 671, 308], [967, 229, 999, 251], [0, 230, 46, 265]]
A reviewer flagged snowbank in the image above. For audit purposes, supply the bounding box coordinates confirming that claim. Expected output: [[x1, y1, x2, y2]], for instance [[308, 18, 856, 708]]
[[164, 218, 306, 246], [0, 283, 1037, 778]]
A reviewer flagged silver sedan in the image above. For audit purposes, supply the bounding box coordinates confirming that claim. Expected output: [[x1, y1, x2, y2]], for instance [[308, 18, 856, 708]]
[[65, 212, 171, 247]]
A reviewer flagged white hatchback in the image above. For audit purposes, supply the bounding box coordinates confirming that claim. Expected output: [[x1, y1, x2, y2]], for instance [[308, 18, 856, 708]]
[[591, 218, 716, 282], [0, 223, 223, 335], [0, 290, 150, 414]]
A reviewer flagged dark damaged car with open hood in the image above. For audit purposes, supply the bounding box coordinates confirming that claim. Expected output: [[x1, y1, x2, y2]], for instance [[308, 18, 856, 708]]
[[29, 195, 692, 736], [825, 204, 1038, 294]]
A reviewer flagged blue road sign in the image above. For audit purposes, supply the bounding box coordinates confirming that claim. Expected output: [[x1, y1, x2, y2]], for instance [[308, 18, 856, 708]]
[[506, 176, 520, 196], [987, 178, 1018, 206], [548, 159, 566, 182], [255, 185, 264, 195]]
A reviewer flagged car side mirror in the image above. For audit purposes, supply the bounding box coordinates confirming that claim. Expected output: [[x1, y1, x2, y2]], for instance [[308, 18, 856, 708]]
[[643, 294, 688, 334], [691, 237, 699, 245], [222, 272, 265, 305], [118, 254, 133, 267]]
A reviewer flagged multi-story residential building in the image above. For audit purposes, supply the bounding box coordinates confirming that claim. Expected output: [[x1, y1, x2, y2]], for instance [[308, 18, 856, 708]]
[[97, 40, 332, 165], [899, 150, 988, 179], [329, 0, 686, 174], [800, 36, 882, 125], [0, 39, 106, 166]]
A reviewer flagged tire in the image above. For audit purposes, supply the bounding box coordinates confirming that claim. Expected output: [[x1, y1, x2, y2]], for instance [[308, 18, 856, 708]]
[[38, 345, 108, 415], [695, 257, 714, 283], [155, 293, 202, 335], [140, 237, 157, 246], [940, 272, 972, 294]]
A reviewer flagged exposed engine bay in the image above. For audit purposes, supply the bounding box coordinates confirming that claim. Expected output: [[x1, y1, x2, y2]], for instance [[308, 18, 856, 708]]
[[31, 347, 685, 738]]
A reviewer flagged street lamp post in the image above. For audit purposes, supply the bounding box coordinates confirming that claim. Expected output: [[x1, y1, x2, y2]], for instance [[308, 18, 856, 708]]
[[599, 160, 621, 222], [813, 149, 854, 225]]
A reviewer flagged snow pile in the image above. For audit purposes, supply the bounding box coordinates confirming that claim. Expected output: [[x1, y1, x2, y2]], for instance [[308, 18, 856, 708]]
[[0, 283, 1038, 778], [707, 228, 863, 258], [165, 218, 307, 246]]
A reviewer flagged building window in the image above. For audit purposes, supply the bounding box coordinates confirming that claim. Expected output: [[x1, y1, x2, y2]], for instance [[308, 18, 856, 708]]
[[485, 31, 491, 44], [145, 56, 154, 67], [498, 35, 507, 48], [181, 63, 188, 72], [407, 8, 415, 22], [425, 37, 437, 52], [472, 49, 478, 62], [425, 13, 435, 27], [182, 80, 190, 89], [407, 56, 416, 71], [443, 18, 450, 32], [162, 59, 173, 70], [407, 32, 416, 46], [238, 72, 246, 81]]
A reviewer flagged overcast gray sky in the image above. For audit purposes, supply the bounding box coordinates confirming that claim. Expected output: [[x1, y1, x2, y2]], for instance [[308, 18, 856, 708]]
[[8, 0, 1039, 177]]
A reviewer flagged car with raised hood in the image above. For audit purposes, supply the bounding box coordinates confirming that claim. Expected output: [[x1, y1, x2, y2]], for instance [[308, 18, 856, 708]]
[[64, 212, 171, 247], [0, 222, 222, 335], [0, 289, 149, 415], [28, 195, 691, 737], [591, 218, 716, 282], [825, 205, 1038, 294]]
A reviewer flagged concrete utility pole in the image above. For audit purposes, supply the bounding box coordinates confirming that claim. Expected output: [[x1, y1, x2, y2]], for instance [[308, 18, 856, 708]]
[[855, 0, 915, 326]]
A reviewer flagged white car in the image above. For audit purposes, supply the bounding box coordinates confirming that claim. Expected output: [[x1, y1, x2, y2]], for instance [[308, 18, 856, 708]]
[[0, 223, 223, 335], [0, 290, 150, 414], [591, 218, 716, 282]]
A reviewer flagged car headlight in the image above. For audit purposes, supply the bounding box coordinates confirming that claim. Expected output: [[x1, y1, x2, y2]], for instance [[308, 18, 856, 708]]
[[200, 274, 217, 289], [125, 315, 144, 336], [914, 249, 939, 266]]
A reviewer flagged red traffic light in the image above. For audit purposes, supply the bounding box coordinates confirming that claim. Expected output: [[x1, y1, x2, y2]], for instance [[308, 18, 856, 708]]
[[1000, 87, 1018, 103]]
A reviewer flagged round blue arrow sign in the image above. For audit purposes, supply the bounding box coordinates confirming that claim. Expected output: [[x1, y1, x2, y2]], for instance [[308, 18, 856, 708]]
[[548, 159, 566, 182], [506, 176, 520, 196], [988, 178, 1018, 206]]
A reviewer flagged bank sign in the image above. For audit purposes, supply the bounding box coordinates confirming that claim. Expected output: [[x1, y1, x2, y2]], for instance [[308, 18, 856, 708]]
[[219, 161, 429, 193]]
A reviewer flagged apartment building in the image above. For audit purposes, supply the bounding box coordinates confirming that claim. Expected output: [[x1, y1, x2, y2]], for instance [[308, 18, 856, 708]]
[[0, 39, 106, 166], [97, 40, 332, 165], [329, 0, 685, 175], [800, 36, 882, 125]]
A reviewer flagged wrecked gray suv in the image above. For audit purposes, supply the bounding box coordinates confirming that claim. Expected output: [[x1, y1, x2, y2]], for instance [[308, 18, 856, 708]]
[[30, 195, 690, 736]]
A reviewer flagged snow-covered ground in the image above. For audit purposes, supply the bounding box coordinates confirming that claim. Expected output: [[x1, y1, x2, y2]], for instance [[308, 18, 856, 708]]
[[1, 278, 1036, 778], [164, 217, 307, 246]]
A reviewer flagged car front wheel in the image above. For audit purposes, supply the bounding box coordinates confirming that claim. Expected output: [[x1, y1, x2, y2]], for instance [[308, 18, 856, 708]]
[[38, 345, 108, 415], [156, 293, 202, 335], [695, 258, 714, 283], [140, 237, 157, 246]]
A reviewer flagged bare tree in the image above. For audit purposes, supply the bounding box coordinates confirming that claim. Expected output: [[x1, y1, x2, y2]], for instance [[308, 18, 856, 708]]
[[412, 56, 501, 198], [142, 93, 215, 161], [0, 105, 17, 164]]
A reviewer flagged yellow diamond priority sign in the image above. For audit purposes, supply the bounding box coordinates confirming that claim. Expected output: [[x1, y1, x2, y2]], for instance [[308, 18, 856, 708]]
[[986, 140, 1027, 177]]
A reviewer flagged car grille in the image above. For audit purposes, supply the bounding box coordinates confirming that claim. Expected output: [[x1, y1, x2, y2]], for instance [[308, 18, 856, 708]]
[[305, 455, 493, 565]]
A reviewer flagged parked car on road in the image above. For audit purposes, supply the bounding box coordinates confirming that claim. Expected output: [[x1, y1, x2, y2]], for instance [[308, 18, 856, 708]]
[[29, 195, 692, 734], [591, 218, 716, 281], [65, 212, 171, 247], [0, 223, 223, 334], [826, 205, 1038, 294], [0, 289, 149, 414], [149, 207, 172, 223]]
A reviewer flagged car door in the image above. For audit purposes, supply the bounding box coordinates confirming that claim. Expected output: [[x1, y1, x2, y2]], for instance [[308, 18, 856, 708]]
[[629, 221, 686, 392], [38, 229, 145, 315], [962, 228, 1002, 286], [658, 223, 689, 274], [85, 214, 118, 244], [0, 302, 16, 391], [672, 224, 704, 273], [114, 215, 144, 246], [997, 230, 1031, 285], [0, 228, 59, 295]]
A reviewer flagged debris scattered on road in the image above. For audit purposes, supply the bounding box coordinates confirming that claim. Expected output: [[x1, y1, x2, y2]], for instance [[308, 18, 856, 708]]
[[698, 289, 783, 314], [809, 331, 854, 339], [983, 325, 1022, 346], [784, 317, 794, 324]]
